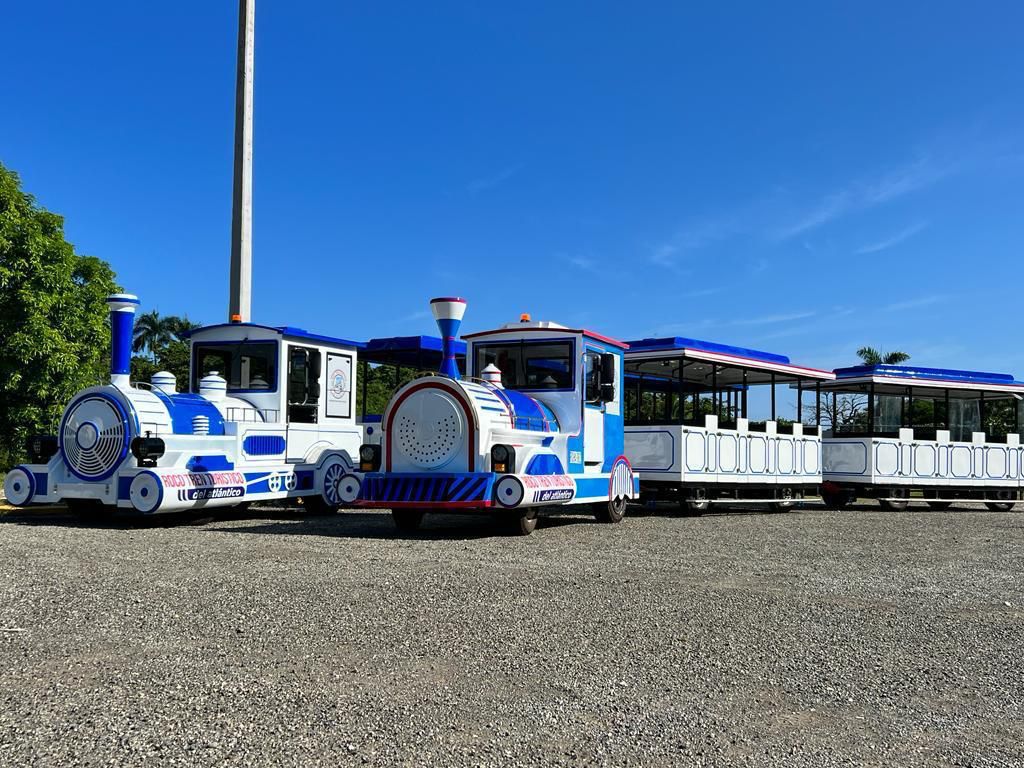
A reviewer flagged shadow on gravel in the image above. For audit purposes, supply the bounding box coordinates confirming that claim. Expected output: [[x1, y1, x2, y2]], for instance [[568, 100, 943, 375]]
[[210, 510, 603, 541], [0, 503, 315, 531]]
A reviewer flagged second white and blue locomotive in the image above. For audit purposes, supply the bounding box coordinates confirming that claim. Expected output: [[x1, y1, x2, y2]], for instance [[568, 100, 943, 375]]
[[338, 297, 639, 535]]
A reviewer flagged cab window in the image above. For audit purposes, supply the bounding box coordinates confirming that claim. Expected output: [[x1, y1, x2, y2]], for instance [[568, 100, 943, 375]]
[[287, 345, 322, 423], [192, 341, 277, 392], [584, 352, 602, 403], [474, 341, 573, 391]]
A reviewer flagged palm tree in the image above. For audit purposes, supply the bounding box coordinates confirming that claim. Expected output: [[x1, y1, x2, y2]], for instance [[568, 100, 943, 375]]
[[857, 346, 911, 366], [132, 311, 176, 358], [167, 316, 201, 341]]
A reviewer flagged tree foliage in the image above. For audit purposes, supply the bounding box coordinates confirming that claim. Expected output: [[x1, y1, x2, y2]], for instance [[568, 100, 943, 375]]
[[0, 162, 119, 469], [130, 311, 198, 388], [857, 346, 911, 366]]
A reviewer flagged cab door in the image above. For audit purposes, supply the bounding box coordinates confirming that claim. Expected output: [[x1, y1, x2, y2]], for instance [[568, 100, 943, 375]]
[[583, 350, 605, 470], [285, 345, 322, 461]]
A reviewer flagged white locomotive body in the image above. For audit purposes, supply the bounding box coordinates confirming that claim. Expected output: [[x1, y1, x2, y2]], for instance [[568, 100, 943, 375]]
[[5, 294, 362, 515]]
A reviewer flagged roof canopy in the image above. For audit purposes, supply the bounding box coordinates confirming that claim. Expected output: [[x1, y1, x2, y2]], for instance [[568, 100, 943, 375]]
[[828, 364, 1024, 396], [363, 335, 467, 368], [625, 336, 833, 381], [187, 322, 362, 349]]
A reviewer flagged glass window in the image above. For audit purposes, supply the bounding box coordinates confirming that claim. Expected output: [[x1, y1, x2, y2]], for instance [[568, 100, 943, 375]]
[[192, 342, 277, 392], [949, 399, 980, 442], [474, 341, 573, 391], [584, 352, 602, 403], [873, 393, 903, 434]]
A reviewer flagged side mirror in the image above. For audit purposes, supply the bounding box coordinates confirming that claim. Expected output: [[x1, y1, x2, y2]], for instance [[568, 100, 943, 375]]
[[600, 353, 616, 385], [600, 382, 615, 403], [309, 351, 322, 379]]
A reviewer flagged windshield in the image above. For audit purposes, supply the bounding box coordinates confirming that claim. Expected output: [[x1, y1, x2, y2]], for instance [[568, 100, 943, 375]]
[[473, 341, 574, 391], [192, 341, 277, 392]]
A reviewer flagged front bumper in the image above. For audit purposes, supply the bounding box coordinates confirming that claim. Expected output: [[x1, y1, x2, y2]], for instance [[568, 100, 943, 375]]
[[356, 472, 496, 509]]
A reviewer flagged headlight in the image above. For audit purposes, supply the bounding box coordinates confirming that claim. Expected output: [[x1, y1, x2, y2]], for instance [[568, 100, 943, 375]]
[[26, 434, 58, 463], [491, 444, 516, 474], [359, 444, 381, 472], [130, 435, 165, 467]]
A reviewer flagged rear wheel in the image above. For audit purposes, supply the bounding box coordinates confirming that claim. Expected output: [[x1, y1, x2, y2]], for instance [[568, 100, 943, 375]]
[[880, 497, 908, 511], [392, 509, 425, 532], [985, 501, 1015, 512], [679, 497, 708, 516], [595, 494, 627, 524]]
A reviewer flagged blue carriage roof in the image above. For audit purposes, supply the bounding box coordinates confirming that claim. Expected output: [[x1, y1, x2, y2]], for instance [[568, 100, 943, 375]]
[[186, 322, 364, 349], [833, 364, 1024, 387], [363, 335, 467, 368], [626, 336, 790, 365]]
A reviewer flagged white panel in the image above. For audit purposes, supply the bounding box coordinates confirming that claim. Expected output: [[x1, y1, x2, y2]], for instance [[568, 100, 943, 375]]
[[584, 407, 604, 466], [625, 430, 675, 472], [823, 442, 867, 474], [913, 444, 936, 477], [803, 440, 820, 474], [777, 437, 794, 474], [749, 436, 768, 473], [875, 442, 899, 476], [949, 446, 972, 479], [685, 431, 708, 472], [985, 447, 1008, 479], [719, 434, 738, 472]]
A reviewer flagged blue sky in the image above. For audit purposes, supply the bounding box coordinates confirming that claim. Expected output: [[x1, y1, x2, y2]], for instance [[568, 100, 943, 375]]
[[4, 2, 1023, 374]]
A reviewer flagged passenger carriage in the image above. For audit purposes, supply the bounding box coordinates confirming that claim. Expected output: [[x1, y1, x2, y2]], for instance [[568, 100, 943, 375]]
[[341, 298, 640, 535], [820, 365, 1024, 510], [622, 337, 835, 513]]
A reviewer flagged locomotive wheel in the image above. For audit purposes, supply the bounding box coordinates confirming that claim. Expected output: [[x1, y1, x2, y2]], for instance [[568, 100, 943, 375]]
[[595, 494, 627, 524], [679, 498, 708, 516], [510, 509, 539, 536], [302, 495, 339, 516], [985, 501, 1015, 512], [928, 501, 952, 511], [772, 487, 796, 512], [392, 509, 425, 532]]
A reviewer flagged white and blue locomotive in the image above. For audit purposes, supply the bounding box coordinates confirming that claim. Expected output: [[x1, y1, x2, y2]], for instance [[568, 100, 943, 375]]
[[339, 297, 639, 535], [4, 293, 363, 515]]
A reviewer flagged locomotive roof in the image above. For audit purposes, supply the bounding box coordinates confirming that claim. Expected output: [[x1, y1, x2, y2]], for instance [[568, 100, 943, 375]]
[[830, 364, 1024, 393], [187, 322, 363, 349], [462, 324, 629, 349]]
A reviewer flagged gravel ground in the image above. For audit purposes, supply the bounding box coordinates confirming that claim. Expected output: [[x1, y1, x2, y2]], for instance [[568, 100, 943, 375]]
[[0, 502, 1022, 767]]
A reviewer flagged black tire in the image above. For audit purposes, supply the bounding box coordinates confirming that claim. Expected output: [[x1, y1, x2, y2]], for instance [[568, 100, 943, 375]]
[[928, 501, 952, 511], [772, 488, 796, 512], [821, 489, 850, 509], [985, 501, 1015, 512], [595, 494, 627, 524], [880, 498, 909, 511], [679, 498, 708, 516], [302, 495, 339, 516], [392, 509, 425, 532], [509, 509, 538, 536]]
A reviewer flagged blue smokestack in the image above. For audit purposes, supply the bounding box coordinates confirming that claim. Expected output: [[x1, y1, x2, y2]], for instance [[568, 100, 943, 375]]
[[106, 294, 140, 387], [430, 297, 466, 380]]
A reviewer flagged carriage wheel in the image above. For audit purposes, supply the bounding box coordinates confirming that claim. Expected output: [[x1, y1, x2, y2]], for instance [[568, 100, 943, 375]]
[[772, 487, 796, 512], [984, 501, 1015, 512], [880, 492, 908, 511]]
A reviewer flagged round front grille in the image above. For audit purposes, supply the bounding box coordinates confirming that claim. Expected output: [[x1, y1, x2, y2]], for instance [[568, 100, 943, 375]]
[[61, 393, 130, 480], [393, 390, 465, 469]]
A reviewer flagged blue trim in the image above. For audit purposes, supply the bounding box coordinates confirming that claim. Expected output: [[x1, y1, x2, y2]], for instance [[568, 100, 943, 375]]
[[118, 476, 133, 501], [186, 455, 235, 472], [32, 472, 48, 495], [361, 414, 383, 423], [242, 434, 286, 456], [626, 336, 790, 365], [59, 392, 132, 483], [151, 389, 227, 436], [525, 454, 564, 475], [360, 472, 495, 505], [833, 364, 1024, 387]]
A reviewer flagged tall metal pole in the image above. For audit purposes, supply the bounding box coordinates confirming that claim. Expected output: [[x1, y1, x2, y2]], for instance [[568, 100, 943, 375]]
[[229, 0, 254, 323]]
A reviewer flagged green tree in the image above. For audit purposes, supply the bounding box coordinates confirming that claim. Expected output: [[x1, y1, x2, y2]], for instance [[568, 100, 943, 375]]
[[132, 310, 175, 357], [856, 346, 911, 365], [130, 313, 198, 388], [0, 163, 119, 469]]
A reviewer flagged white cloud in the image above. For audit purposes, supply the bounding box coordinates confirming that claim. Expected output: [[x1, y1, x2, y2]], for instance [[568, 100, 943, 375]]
[[467, 164, 523, 195], [883, 295, 944, 312], [855, 221, 929, 255]]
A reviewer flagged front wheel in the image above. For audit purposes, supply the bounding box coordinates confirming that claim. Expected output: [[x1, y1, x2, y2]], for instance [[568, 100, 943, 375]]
[[392, 509, 425, 532], [302, 495, 339, 516], [595, 494, 627, 524], [880, 498, 909, 511], [772, 487, 796, 512]]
